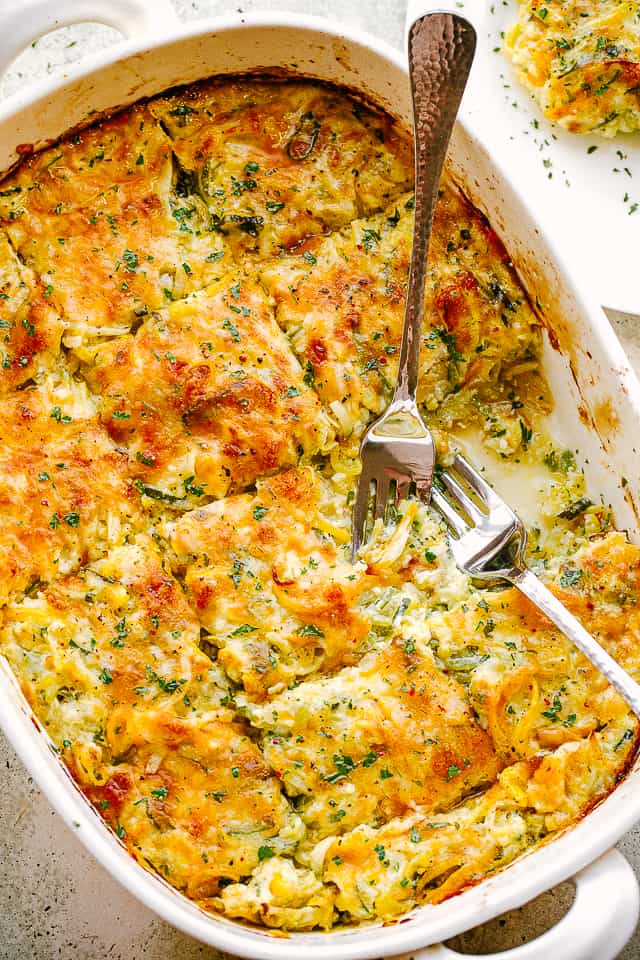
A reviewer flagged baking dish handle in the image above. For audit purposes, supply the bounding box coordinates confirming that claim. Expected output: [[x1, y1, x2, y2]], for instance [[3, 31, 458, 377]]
[[394, 849, 639, 960], [0, 0, 180, 79]]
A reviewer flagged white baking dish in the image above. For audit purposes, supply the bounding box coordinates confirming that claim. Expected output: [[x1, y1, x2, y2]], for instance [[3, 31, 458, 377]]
[[0, 2, 640, 958]]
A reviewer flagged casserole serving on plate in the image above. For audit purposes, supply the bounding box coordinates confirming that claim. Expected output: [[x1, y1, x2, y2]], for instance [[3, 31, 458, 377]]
[[503, 0, 640, 138], [1, 1, 640, 958]]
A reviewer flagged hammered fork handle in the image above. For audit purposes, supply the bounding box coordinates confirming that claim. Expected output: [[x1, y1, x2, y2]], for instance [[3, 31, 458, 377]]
[[512, 566, 640, 718], [396, 13, 477, 403]]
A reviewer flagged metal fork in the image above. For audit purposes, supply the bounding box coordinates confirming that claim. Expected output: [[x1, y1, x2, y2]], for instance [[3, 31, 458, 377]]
[[350, 12, 476, 559], [433, 454, 640, 719]]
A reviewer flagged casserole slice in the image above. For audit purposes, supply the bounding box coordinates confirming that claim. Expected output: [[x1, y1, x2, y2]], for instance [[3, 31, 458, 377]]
[[150, 79, 413, 261], [80, 275, 333, 502], [504, 0, 640, 137], [248, 632, 502, 844], [0, 105, 228, 347], [0, 378, 141, 605], [261, 181, 541, 439], [430, 529, 640, 787], [170, 466, 376, 699], [1, 534, 307, 904]]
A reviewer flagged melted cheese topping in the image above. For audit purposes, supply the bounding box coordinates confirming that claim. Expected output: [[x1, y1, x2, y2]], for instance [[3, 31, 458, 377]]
[[0, 78, 637, 933], [0, 378, 140, 604], [150, 80, 413, 260], [81, 275, 333, 501], [171, 467, 374, 698], [261, 186, 540, 438], [504, 0, 640, 136], [249, 636, 501, 845]]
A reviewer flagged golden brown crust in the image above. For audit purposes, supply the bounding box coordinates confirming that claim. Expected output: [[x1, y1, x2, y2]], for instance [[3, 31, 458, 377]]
[[151, 79, 413, 259], [86, 715, 299, 897], [2, 536, 294, 895], [254, 636, 502, 842], [0, 233, 63, 392], [83, 276, 332, 501], [261, 182, 541, 436], [172, 467, 373, 698], [0, 384, 140, 604], [0, 106, 227, 345]]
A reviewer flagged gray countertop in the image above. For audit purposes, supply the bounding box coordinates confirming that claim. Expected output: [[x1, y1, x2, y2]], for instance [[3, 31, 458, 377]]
[[1, 1, 639, 957]]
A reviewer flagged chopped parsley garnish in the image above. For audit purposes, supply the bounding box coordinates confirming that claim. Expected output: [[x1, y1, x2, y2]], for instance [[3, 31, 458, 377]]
[[430, 327, 464, 362], [136, 450, 155, 467], [258, 845, 275, 861], [361, 228, 381, 252], [229, 624, 258, 636], [541, 695, 563, 723], [50, 406, 72, 424], [374, 843, 387, 863], [559, 565, 583, 588], [205, 790, 227, 803], [222, 318, 241, 342], [183, 475, 205, 497], [253, 505, 269, 521], [231, 176, 257, 196], [145, 666, 186, 694], [302, 361, 315, 388], [325, 753, 356, 783], [123, 248, 138, 272], [298, 624, 325, 638]]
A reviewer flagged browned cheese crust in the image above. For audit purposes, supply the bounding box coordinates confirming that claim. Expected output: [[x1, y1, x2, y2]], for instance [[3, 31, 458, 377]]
[[0, 78, 636, 933]]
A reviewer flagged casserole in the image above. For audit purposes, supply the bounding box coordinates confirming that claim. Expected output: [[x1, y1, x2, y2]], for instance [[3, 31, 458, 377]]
[[1, 0, 640, 957], [503, 0, 640, 138]]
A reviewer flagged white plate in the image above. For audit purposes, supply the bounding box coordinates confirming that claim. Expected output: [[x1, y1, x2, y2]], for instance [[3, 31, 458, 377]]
[[458, 1, 640, 315]]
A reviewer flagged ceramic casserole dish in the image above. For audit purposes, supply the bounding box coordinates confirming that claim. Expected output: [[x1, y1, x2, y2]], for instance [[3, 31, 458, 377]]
[[1, 1, 640, 958]]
